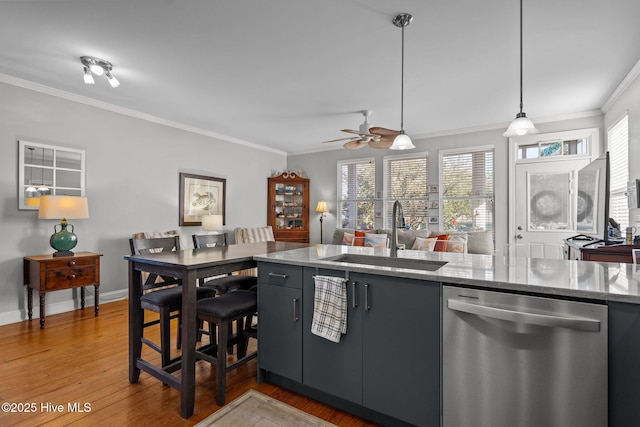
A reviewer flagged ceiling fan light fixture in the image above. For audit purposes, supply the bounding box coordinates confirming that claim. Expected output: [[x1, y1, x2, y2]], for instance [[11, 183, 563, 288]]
[[504, 0, 538, 138], [390, 131, 415, 150]]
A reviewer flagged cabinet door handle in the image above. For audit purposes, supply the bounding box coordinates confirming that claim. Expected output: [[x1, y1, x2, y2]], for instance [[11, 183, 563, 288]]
[[351, 281, 358, 308], [364, 283, 370, 311], [268, 272, 288, 279], [67, 274, 76, 280], [292, 298, 299, 322]]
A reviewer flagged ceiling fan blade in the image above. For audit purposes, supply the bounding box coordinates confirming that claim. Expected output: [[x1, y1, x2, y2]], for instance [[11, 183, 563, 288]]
[[368, 138, 394, 149], [369, 127, 400, 136], [343, 140, 367, 150], [341, 129, 377, 138], [322, 136, 359, 143]]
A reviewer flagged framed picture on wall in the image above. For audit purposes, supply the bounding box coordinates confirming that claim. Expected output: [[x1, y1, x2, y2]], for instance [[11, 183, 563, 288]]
[[429, 185, 438, 193], [429, 216, 439, 224], [179, 172, 226, 226], [429, 200, 439, 209]]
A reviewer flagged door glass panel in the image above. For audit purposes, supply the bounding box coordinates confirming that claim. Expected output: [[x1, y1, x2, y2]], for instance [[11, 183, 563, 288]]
[[528, 172, 571, 231]]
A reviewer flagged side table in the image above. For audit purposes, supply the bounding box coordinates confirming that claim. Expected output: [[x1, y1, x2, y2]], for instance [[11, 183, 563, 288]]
[[23, 252, 102, 328]]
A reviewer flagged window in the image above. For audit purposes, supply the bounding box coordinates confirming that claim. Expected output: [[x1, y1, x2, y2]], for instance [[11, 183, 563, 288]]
[[608, 114, 629, 229], [337, 159, 375, 229], [440, 147, 494, 232], [383, 153, 429, 229], [517, 137, 588, 160]]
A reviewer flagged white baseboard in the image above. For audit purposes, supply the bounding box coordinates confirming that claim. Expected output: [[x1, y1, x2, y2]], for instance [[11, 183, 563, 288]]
[[0, 289, 128, 327]]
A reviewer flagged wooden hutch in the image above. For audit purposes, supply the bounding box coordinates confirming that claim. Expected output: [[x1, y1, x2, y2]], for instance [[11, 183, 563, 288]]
[[267, 172, 309, 243]]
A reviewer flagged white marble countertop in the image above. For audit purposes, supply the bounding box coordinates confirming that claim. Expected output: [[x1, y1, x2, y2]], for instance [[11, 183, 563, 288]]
[[253, 244, 640, 304]]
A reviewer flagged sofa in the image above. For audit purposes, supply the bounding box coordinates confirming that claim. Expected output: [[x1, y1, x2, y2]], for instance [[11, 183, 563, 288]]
[[331, 228, 494, 255]]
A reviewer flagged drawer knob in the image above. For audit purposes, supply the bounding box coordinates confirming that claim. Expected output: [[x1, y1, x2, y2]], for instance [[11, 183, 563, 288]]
[[67, 274, 76, 280], [68, 261, 76, 266]]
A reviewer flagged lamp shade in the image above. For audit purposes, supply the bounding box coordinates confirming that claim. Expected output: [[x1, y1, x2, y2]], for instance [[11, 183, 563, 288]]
[[38, 196, 89, 220], [390, 132, 415, 150], [315, 200, 329, 213], [201, 214, 223, 231], [503, 114, 539, 138]]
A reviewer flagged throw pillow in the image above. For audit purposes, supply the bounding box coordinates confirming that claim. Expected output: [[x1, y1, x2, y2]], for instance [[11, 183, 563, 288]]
[[411, 236, 437, 251], [343, 232, 355, 245], [364, 234, 388, 248], [433, 234, 449, 252], [467, 230, 494, 255], [446, 234, 468, 253]]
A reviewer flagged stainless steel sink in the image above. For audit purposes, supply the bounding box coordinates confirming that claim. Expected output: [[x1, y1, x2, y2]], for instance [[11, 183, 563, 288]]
[[321, 254, 447, 272]]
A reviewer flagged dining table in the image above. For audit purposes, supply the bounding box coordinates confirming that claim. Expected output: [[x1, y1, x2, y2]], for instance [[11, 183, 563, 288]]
[[126, 241, 310, 418]]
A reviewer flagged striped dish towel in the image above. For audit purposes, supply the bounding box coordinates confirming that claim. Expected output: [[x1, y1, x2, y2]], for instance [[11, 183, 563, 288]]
[[311, 276, 347, 343]]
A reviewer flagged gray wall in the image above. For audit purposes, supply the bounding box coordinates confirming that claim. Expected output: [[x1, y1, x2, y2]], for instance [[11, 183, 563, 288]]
[[289, 115, 604, 249], [0, 82, 286, 325], [603, 71, 640, 227]]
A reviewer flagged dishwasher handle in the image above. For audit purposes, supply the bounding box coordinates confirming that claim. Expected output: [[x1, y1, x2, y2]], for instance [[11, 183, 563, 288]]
[[447, 299, 601, 332]]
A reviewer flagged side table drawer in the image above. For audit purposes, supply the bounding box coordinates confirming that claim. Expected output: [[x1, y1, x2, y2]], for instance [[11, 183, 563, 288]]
[[45, 266, 97, 290], [45, 257, 97, 270]]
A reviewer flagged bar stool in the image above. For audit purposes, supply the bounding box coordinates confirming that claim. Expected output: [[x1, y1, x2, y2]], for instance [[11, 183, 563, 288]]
[[195, 290, 258, 405], [130, 236, 216, 367]]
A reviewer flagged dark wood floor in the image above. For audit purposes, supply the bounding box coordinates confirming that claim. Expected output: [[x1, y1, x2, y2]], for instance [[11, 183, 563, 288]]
[[0, 300, 377, 426]]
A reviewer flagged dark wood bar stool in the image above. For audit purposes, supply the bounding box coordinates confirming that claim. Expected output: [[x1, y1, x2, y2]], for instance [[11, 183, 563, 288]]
[[130, 236, 216, 367], [195, 290, 258, 405]]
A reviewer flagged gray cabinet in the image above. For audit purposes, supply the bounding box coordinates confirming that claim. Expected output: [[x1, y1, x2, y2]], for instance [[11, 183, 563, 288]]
[[302, 268, 363, 403], [302, 269, 440, 427], [258, 263, 303, 382]]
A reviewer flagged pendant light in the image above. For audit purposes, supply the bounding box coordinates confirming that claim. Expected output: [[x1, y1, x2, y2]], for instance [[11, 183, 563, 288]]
[[390, 13, 415, 150], [503, 0, 538, 138]]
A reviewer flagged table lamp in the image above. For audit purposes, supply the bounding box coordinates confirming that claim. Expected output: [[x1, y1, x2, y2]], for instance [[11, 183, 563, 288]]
[[201, 214, 223, 233], [38, 195, 89, 257], [315, 200, 329, 244]]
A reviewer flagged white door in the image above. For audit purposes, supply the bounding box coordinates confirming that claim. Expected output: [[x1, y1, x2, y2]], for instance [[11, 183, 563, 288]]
[[513, 158, 590, 251]]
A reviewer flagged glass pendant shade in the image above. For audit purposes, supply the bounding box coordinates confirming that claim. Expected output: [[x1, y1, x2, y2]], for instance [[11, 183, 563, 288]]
[[390, 132, 415, 150], [503, 113, 539, 137]]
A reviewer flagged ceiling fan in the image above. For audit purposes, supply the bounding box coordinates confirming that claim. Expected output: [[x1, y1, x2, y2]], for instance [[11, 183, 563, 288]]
[[322, 110, 399, 150]]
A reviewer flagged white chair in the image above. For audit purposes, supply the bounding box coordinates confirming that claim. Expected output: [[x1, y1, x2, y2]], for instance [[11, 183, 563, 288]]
[[632, 249, 640, 264]]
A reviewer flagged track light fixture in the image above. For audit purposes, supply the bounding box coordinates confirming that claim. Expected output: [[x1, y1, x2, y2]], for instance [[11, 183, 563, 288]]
[[80, 56, 119, 87]]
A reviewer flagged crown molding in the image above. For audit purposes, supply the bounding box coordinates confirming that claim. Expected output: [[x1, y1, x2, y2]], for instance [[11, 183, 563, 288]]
[[600, 58, 640, 113], [0, 73, 287, 157]]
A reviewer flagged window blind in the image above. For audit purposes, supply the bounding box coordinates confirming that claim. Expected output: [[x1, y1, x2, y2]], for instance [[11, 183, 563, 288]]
[[337, 159, 375, 229], [383, 153, 429, 229], [440, 148, 494, 232], [607, 115, 629, 229]]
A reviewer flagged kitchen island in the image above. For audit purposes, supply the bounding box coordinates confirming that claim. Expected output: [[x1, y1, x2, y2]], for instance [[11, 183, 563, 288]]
[[254, 245, 640, 427]]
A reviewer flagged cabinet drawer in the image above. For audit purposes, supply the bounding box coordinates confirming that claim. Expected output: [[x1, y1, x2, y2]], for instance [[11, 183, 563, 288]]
[[258, 263, 302, 289], [44, 266, 97, 290], [43, 257, 97, 270]]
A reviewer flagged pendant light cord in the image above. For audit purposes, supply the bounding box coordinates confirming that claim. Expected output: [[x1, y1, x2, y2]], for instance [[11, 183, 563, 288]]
[[519, 0, 524, 115], [400, 23, 405, 132]]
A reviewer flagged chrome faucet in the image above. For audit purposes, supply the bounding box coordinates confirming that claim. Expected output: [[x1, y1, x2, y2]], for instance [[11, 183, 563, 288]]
[[390, 200, 405, 257]]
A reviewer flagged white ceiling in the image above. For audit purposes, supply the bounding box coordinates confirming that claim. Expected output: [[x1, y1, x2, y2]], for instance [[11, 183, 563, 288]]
[[1, 0, 639, 155]]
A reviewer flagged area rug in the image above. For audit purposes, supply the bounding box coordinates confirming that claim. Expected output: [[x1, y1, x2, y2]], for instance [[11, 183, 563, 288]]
[[195, 389, 336, 426]]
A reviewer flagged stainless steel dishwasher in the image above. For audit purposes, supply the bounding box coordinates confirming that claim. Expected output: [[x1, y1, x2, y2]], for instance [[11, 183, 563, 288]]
[[442, 285, 608, 427]]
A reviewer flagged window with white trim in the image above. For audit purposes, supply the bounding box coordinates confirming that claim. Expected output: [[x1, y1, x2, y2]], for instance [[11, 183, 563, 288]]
[[337, 158, 375, 230], [440, 147, 494, 232], [383, 153, 429, 229], [608, 114, 629, 229]]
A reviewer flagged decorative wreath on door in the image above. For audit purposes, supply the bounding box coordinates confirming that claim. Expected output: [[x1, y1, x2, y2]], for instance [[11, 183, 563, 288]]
[[530, 190, 592, 221]]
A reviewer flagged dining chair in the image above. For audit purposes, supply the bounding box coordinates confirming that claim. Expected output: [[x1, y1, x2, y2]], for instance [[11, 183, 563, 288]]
[[130, 235, 216, 367]]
